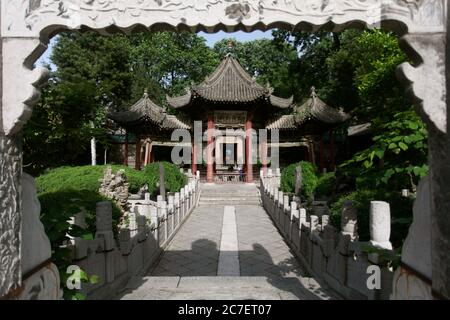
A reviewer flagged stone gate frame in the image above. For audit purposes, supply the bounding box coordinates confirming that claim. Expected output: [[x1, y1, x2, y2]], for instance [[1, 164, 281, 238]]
[[0, 0, 448, 299]]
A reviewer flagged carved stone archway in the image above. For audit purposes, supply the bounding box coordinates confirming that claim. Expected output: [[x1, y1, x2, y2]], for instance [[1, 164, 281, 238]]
[[0, 0, 448, 299]]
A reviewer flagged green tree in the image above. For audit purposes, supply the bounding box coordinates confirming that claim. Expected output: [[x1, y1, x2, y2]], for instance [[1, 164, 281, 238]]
[[213, 38, 299, 98], [128, 32, 220, 104]]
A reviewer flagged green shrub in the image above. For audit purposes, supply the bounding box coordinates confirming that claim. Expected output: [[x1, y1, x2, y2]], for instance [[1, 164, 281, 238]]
[[330, 189, 413, 248], [35, 163, 187, 298], [316, 172, 337, 199], [143, 162, 188, 196], [36, 165, 148, 194], [39, 189, 121, 300], [280, 161, 319, 201]]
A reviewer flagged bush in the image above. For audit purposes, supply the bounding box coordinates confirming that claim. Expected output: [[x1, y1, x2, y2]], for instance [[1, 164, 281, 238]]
[[316, 172, 337, 199], [142, 162, 188, 197], [35, 165, 148, 194], [39, 189, 121, 300], [329, 189, 413, 248], [35, 163, 187, 298], [280, 161, 319, 201]]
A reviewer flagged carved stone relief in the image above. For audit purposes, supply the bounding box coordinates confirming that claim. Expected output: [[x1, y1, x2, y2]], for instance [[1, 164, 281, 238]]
[[0, 134, 22, 296]]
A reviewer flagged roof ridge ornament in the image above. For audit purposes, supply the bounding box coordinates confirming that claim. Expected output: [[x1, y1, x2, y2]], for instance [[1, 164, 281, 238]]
[[143, 88, 149, 99], [226, 39, 236, 58]]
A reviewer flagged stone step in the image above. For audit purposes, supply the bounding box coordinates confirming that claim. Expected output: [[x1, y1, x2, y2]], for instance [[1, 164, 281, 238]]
[[199, 198, 260, 202], [199, 201, 260, 205], [120, 276, 330, 300]]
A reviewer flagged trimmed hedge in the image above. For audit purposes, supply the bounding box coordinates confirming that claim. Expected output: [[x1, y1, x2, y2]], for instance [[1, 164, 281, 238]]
[[142, 162, 187, 196], [36, 165, 147, 194], [280, 161, 319, 201]]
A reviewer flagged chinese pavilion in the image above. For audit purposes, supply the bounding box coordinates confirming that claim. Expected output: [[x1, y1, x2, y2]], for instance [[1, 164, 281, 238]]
[[109, 53, 350, 183]]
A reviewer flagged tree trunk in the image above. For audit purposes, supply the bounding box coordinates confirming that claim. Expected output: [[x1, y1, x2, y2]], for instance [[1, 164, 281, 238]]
[[91, 137, 97, 166]]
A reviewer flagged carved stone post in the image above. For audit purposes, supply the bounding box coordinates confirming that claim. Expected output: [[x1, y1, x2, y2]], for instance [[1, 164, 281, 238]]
[[369, 201, 392, 250], [0, 134, 22, 297], [399, 28, 449, 298]]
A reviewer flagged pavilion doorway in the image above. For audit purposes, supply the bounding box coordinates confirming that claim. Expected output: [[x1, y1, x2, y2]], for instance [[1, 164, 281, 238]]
[[214, 135, 245, 183]]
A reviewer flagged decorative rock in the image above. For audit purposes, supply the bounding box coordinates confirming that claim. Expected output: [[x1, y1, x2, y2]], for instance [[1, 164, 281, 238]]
[[99, 166, 129, 213], [369, 201, 392, 250]]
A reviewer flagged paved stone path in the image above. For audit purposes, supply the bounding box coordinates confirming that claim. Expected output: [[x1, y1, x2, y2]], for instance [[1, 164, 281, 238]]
[[118, 183, 335, 300]]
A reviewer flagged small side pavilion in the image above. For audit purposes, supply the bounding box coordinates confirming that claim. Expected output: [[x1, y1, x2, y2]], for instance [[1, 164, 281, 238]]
[[109, 91, 190, 170], [266, 87, 350, 171]]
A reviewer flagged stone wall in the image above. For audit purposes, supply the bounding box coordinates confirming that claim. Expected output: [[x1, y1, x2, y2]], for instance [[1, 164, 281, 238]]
[[260, 170, 395, 300], [70, 173, 200, 300]]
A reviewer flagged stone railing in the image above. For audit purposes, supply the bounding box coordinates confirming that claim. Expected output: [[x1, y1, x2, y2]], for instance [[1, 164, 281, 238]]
[[260, 170, 395, 300], [70, 172, 201, 299]]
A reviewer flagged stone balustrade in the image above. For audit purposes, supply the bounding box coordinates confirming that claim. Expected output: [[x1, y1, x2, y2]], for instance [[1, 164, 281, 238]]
[[70, 171, 201, 299], [260, 170, 395, 300]]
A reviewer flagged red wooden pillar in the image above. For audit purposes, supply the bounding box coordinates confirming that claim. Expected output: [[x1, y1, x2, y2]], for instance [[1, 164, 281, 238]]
[[192, 141, 198, 175], [330, 130, 336, 171], [245, 113, 254, 183], [124, 130, 129, 166], [206, 115, 214, 182], [135, 137, 142, 170]]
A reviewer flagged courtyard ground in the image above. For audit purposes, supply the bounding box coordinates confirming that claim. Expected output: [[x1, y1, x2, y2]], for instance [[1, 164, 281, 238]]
[[117, 184, 336, 300]]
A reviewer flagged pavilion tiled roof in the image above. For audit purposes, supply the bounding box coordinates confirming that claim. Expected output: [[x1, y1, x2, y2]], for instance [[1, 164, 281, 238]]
[[109, 91, 190, 130], [167, 54, 293, 109], [266, 87, 350, 130]]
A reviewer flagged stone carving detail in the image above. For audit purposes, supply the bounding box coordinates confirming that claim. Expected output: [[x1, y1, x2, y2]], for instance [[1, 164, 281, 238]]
[[99, 166, 130, 213], [398, 33, 447, 133], [2, 0, 445, 38], [0, 135, 22, 297], [16, 263, 62, 300]]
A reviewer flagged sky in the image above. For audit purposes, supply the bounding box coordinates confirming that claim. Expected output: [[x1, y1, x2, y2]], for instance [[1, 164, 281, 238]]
[[36, 30, 273, 67]]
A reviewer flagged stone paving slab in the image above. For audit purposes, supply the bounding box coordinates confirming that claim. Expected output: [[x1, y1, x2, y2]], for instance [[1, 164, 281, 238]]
[[119, 183, 336, 300], [120, 276, 319, 300], [149, 204, 224, 277]]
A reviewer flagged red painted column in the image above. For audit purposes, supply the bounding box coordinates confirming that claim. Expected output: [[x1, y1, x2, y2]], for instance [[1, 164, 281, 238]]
[[124, 131, 129, 166], [245, 113, 254, 183], [192, 141, 198, 175], [135, 137, 142, 170], [207, 115, 214, 182]]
